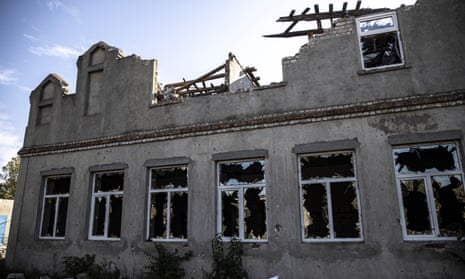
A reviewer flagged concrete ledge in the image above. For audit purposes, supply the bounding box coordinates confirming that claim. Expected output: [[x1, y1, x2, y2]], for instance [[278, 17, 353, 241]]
[[144, 157, 191, 167], [388, 130, 463, 145], [292, 138, 359, 154], [212, 149, 268, 161], [18, 90, 465, 157]]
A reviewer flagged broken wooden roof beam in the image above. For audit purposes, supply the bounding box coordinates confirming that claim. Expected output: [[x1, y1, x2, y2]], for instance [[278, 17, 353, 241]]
[[264, 1, 390, 38]]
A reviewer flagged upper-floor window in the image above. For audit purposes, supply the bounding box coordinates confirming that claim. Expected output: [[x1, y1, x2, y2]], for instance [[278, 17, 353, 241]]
[[356, 12, 404, 70], [148, 165, 188, 241], [217, 159, 267, 241], [89, 171, 124, 240], [393, 142, 465, 240], [40, 175, 71, 239], [298, 151, 363, 242]]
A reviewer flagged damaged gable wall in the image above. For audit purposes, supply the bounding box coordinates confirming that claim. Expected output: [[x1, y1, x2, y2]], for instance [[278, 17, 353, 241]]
[[7, 0, 465, 278]]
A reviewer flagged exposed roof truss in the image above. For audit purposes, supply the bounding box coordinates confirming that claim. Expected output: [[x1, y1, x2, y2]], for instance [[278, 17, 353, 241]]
[[264, 1, 389, 38]]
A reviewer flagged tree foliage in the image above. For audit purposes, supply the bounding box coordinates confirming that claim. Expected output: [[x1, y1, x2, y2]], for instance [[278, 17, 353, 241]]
[[0, 156, 20, 199]]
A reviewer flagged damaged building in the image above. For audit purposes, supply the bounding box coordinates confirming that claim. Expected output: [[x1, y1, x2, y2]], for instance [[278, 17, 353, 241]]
[[6, 0, 465, 277]]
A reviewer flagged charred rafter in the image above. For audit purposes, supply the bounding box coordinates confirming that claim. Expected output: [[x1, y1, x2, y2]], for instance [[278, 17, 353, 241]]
[[158, 53, 260, 100], [264, 1, 389, 38]]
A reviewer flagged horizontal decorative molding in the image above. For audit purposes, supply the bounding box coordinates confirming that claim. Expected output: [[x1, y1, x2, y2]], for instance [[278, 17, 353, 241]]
[[19, 90, 465, 157]]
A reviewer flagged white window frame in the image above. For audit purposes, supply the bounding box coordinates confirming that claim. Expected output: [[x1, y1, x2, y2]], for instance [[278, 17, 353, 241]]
[[216, 158, 267, 242], [298, 150, 363, 242], [356, 11, 404, 70], [393, 141, 465, 241], [147, 164, 189, 242], [39, 175, 71, 239], [88, 170, 124, 241]]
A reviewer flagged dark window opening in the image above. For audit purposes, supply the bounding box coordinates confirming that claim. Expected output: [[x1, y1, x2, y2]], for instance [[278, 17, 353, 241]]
[[432, 175, 465, 237], [303, 183, 329, 238], [361, 32, 402, 68], [299, 151, 361, 240], [220, 160, 265, 186], [90, 171, 124, 239], [222, 191, 239, 237], [40, 175, 71, 238], [394, 142, 465, 239], [301, 152, 354, 179], [395, 144, 458, 174], [401, 179, 432, 235], [149, 166, 188, 240], [218, 158, 267, 241], [244, 187, 266, 239], [331, 182, 361, 238]]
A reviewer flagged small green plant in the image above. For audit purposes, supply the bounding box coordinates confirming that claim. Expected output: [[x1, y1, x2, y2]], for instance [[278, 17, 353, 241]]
[[203, 234, 248, 279], [62, 254, 121, 279], [144, 243, 192, 279]]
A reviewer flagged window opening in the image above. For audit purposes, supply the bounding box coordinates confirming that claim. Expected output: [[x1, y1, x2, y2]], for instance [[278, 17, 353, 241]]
[[89, 171, 124, 240], [148, 165, 188, 241], [393, 142, 465, 240], [217, 159, 267, 241], [356, 12, 404, 70], [40, 175, 71, 239], [299, 151, 362, 241]]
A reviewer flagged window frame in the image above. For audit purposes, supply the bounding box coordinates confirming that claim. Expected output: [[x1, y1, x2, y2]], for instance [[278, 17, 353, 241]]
[[88, 170, 125, 241], [39, 174, 71, 240], [216, 158, 268, 242], [298, 150, 364, 242], [356, 11, 405, 71], [392, 141, 465, 241], [147, 164, 189, 242]]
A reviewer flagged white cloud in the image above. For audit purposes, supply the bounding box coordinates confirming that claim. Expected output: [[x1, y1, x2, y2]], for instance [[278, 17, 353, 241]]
[[47, 0, 63, 11], [46, 0, 81, 23], [23, 33, 41, 42], [30, 44, 81, 58], [0, 67, 32, 91], [0, 114, 21, 168], [0, 69, 17, 85]]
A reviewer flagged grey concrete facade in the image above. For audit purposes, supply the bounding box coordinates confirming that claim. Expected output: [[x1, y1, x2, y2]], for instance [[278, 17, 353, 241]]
[[7, 0, 465, 278]]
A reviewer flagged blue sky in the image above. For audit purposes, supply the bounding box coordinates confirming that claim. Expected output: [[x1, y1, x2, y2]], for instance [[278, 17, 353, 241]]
[[0, 0, 416, 167]]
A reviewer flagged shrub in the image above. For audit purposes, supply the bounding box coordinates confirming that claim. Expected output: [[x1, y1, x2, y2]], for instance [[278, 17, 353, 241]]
[[203, 234, 248, 279], [144, 244, 192, 279]]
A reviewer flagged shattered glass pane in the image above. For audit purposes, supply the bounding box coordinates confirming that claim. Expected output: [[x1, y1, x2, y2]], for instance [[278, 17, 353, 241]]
[[150, 193, 167, 238], [152, 166, 187, 189], [222, 190, 239, 237], [302, 183, 329, 238], [394, 144, 460, 175], [41, 198, 56, 237], [46, 176, 70, 195], [220, 160, 265, 186], [360, 16, 394, 33], [170, 192, 188, 238], [400, 179, 432, 235], [361, 32, 402, 68], [300, 152, 354, 180], [95, 172, 124, 192], [244, 187, 267, 239], [55, 197, 68, 237], [432, 175, 465, 237], [331, 182, 361, 238], [108, 195, 122, 238], [92, 196, 106, 236]]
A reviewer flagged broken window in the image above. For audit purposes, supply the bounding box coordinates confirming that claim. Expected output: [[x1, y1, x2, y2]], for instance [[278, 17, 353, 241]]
[[299, 151, 362, 241], [89, 171, 124, 240], [148, 165, 188, 241], [394, 142, 465, 240], [40, 175, 71, 239], [356, 12, 404, 70], [218, 159, 267, 241]]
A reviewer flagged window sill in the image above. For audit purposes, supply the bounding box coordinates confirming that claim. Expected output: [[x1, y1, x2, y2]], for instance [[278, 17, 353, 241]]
[[358, 64, 411, 75]]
